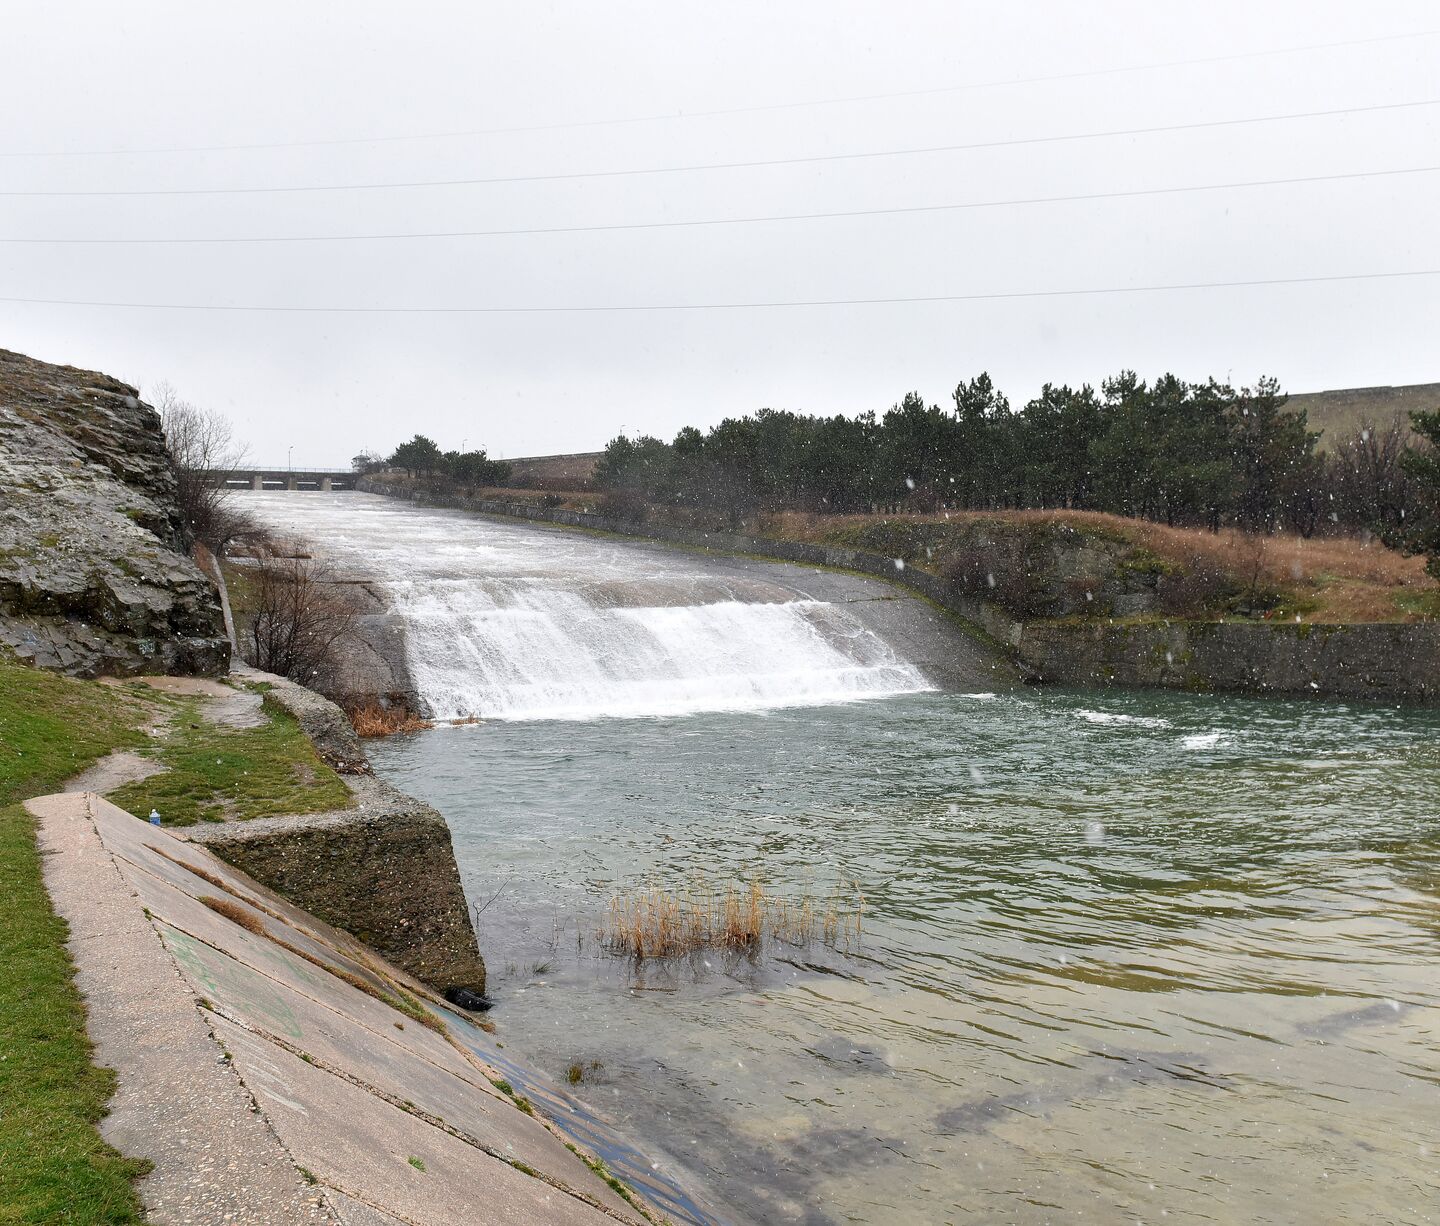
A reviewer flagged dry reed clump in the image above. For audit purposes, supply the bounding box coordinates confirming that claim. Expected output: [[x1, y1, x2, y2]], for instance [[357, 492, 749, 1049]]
[[347, 701, 433, 737], [599, 878, 864, 960], [198, 894, 267, 935]]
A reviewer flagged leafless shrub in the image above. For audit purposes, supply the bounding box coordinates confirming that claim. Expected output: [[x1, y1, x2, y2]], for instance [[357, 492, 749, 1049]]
[[1325, 414, 1413, 534], [1154, 550, 1238, 615], [153, 382, 258, 554], [236, 552, 362, 690]]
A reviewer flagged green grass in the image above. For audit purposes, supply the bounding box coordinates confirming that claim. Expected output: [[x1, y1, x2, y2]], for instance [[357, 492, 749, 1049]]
[[1395, 588, 1440, 619], [0, 657, 355, 1220], [0, 659, 153, 1223], [108, 696, 351, 826], [0, 660, 149, 805]]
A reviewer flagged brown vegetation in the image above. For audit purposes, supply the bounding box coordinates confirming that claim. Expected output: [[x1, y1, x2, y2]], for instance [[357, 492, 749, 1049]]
[[347, 702, 433, 738], [198, 894, 267, 936], [768, 508, 1435, 623], [599, 878, 863, 960]]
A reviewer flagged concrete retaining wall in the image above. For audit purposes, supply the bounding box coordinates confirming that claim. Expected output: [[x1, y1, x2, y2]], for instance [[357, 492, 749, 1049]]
[[359, 478, 1440, 705], [189, 773, 488, 995]]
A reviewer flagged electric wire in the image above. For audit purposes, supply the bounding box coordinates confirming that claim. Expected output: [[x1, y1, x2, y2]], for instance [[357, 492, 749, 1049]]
[[3, 27, 1434, 159], [2, 164, 1432, 245], [4, 98, 1436, 197], [1, 269, 1434, 315]]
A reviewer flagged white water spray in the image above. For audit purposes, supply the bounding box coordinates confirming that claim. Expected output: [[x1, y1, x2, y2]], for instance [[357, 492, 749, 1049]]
[[241, 493, 934, 721]]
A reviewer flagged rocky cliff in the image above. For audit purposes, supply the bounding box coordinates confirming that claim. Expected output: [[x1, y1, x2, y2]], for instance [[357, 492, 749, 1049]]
[[0, 348, 229, 676]]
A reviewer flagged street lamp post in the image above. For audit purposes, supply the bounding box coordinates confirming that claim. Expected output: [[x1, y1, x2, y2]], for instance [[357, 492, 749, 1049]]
[[287, 445, 293, 473]]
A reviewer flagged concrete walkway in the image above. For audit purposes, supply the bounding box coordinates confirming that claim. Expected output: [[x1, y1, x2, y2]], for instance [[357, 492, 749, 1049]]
[[29, 792, 667, 1225]]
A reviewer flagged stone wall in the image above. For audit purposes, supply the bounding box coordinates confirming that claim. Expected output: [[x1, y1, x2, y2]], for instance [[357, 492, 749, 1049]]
[[359, 478, 1440, 705], [1016, 619, 1440, 703], [0, 348, 229, 676]]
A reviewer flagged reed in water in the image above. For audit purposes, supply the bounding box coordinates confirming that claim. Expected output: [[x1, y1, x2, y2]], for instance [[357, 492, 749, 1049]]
[[599, 877, 864, 959], [347, 701, 433, 737]]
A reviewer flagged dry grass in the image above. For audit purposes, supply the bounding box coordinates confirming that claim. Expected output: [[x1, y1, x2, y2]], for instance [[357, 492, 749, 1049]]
[[599, 877, 864, 960], [766, 508, 1436, 623], [198, 894, 266, 936], [347, 702, 433, 738]]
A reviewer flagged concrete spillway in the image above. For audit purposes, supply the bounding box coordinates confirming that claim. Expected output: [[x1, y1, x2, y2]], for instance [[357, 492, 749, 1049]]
[[239, 492, 1012, 721]]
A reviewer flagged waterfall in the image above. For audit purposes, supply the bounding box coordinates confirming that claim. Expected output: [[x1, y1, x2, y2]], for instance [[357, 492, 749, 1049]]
[[238, 492, 935, 722], [394, 575, 931, 721]]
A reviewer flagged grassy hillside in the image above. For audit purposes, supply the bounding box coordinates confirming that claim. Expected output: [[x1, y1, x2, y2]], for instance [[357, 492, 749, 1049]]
[[0, 662, 154, 1224], [769, 509, 1438, 624], [0, 657, 355, 1222]]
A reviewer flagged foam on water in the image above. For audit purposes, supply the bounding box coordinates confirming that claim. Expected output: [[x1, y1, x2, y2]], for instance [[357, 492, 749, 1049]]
[[1076, 708, 1172, 728]]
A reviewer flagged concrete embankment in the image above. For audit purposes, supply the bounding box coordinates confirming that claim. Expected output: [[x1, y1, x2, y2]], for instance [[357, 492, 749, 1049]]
[[356, 480, 1439, 704], [139, 665, 490, 996], [31, 790, 712, 1225]]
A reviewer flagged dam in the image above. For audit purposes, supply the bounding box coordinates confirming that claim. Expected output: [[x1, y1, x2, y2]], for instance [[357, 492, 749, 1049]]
[[238, 491, 1012, 720], [236, 493, 1440, 1226]]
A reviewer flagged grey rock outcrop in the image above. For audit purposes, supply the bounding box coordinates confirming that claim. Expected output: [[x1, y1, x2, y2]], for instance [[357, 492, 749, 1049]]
[[0, 348, 229, 676]]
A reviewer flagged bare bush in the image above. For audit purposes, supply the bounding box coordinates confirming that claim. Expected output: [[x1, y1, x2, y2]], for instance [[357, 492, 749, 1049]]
[[1325, 414, 1413, 534], [237, 553, 362, 690], [153, 382, 257, 553], [1154, 550, 1239, 615]]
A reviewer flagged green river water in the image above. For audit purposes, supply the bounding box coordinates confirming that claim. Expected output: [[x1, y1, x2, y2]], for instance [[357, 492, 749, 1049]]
[[371, 686, 1440, 1225]]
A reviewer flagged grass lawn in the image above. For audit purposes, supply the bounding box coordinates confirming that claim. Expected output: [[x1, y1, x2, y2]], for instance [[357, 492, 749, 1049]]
[[0, 658, 152, 1223], [109, 694, 352, 826]]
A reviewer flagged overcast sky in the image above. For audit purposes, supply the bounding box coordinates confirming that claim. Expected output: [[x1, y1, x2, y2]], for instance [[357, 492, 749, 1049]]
[[1, 1, 1437, 465]]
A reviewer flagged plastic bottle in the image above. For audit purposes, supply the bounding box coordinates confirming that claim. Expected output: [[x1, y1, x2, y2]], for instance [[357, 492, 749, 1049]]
[[149, 809, 162, 826]]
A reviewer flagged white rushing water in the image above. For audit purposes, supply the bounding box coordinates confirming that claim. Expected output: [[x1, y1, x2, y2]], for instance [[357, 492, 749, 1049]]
[[241, 492, 933, 721]]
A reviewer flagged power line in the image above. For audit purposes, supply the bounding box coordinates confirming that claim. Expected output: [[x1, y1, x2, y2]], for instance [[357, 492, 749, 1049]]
[[1, 269, 1435, 315], [4, 164, 1435, 245], [4, 27, 1435, 159], [4, 98, 1436, 198]]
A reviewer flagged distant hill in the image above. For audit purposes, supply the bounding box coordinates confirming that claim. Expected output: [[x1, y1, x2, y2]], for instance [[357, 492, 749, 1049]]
[[1287, 383, 1440, 450]]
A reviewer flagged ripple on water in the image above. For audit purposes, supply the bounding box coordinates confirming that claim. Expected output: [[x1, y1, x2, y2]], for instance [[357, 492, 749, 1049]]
[[367, 687, 1440, 1225]]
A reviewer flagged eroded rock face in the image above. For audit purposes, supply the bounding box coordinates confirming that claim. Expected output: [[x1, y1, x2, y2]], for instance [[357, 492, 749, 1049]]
[[0, 348, 229, 676]]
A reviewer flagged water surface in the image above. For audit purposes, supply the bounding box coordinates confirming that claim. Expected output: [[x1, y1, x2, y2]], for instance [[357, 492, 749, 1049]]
[[372, 689, 1440, 1225], [241, 491, 1440, 1223]]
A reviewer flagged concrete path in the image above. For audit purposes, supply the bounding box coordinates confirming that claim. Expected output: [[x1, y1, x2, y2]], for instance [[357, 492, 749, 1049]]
[[62, 749, 167, 794], [29, 792, 667, 1225]]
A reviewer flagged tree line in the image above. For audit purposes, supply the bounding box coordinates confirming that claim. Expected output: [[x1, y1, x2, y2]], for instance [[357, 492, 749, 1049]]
[[593, 371, 1432, 543], [355, 435, 513, 485]]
